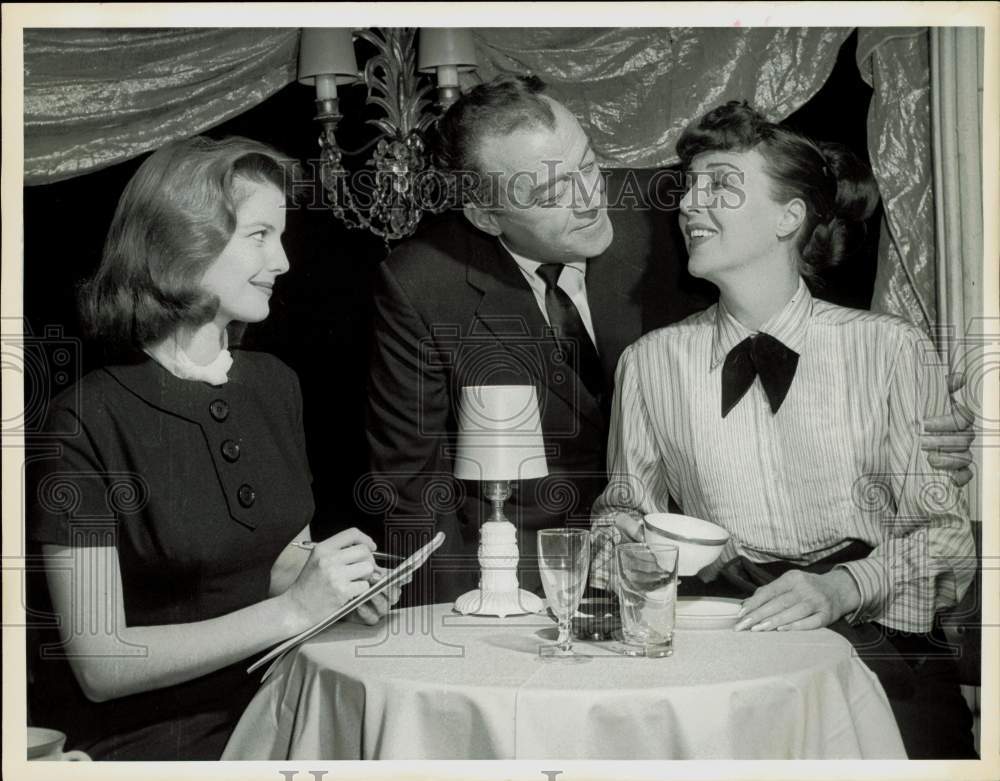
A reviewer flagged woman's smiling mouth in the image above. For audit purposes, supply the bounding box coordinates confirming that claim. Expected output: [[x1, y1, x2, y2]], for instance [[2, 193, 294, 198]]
[[685, 224, 718, 246]]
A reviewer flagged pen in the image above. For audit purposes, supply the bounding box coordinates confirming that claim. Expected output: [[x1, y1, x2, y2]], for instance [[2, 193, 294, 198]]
[[289, 540, 401, 564]]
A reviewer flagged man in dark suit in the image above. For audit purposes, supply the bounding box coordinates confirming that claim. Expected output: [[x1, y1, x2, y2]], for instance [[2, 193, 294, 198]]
[[366, 76, 712, 603]]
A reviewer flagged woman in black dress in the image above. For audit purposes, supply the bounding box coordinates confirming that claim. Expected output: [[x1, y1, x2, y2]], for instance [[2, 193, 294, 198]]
[[28, 136, 397, 760]]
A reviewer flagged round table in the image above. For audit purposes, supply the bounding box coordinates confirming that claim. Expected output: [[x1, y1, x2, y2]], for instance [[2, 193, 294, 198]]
[[222, 603, 905, 760]]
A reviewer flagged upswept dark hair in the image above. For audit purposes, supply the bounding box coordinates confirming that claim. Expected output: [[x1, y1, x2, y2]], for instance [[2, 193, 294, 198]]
[[79, 135, 294, 352], [434, 74, 556, 202], [676, 100, 880, 280]]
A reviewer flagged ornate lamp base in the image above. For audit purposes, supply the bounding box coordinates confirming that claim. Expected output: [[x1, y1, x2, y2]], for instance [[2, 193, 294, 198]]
[[452, 482, 545, 618]]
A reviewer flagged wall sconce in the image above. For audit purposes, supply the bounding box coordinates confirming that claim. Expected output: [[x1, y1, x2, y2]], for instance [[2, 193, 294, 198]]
[[298, 27, 478, 242]]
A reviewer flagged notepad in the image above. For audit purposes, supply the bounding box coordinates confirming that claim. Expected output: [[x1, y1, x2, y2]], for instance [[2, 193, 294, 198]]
[[249, 531, 446, 680]]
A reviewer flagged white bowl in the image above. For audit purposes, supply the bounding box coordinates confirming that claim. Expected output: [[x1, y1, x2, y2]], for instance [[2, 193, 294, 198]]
[[643, 513, 730, 576]]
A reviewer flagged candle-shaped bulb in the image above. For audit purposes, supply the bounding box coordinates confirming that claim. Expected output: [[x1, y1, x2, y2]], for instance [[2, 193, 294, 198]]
[[315, 74, 338, 101], [436, 64, 459, 88]]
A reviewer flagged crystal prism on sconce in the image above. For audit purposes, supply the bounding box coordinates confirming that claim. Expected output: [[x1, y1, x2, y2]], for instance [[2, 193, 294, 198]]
[[298, 28, 477, 242]]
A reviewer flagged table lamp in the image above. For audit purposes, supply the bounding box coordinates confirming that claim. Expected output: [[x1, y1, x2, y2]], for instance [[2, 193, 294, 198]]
[[453, 385, 547, 617]]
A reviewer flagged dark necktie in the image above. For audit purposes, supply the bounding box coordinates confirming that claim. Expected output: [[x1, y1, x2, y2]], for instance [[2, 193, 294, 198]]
[[721, 333, 799, 418], [535, 263, 605, 401]]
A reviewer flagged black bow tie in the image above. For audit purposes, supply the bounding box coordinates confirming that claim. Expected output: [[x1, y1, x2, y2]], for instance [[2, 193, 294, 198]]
[[721, 333, 799, 418]]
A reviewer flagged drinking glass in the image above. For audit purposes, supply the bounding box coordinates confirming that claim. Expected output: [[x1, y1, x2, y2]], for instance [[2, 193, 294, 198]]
[[537, 528, 590, 661], [614, 542, 679, 658]]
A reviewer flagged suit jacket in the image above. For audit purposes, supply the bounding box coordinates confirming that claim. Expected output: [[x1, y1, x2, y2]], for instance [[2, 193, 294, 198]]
[[367, 174, 713, 601]]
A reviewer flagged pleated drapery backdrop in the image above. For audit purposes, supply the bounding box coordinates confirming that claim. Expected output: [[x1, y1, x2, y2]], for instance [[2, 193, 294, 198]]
[[854, 27, 984, 342], [857, 28, 938, 332], [23, 28, 300, 185], [23, 28, 852, 183], [471, 27, 853, 167], [23, 27, 978, 340]]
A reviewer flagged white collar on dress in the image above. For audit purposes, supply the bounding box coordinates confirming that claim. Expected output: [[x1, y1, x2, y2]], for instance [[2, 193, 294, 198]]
[[144, 331, 233, 386]]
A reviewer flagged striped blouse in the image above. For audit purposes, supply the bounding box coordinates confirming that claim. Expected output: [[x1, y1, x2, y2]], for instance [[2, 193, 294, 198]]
[[591, 278, 975, 633]]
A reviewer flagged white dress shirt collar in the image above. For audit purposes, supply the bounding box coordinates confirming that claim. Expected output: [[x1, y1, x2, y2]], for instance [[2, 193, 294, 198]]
[[711, 277, 813, 369], [498, 238, 588, 281], [497, 238, 598, 346]]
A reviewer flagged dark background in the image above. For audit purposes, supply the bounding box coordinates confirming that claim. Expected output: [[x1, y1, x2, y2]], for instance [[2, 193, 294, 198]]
[[22, 31, 878, 541]]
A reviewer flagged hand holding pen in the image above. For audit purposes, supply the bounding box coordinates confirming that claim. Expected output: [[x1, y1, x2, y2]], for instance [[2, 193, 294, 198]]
[[289, 539, 405, 625]]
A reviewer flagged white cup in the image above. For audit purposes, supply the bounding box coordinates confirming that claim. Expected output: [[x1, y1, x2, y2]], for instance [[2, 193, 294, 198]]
[[643, 512, 729, 576], [27, 727, 91, 761]]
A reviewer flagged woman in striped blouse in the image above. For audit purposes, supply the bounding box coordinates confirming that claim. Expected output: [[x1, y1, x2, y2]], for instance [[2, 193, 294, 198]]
[[591, 101, 977, 758]]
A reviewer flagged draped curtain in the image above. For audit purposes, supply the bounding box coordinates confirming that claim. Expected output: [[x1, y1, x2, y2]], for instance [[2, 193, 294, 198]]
[[23, 28, 299, 185], [857, 29, 938, 332], [24, 27, 850, 182], [472, 28, 852, 167], [857, 26, 985, 338]]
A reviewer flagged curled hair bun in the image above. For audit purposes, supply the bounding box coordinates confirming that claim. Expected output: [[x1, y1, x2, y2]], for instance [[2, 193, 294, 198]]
[[819, 142, 879, 223], [800, 143, 880, 273]]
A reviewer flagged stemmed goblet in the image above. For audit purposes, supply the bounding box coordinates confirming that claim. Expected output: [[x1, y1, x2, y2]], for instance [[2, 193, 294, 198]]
[[536, 528, 590, 662]]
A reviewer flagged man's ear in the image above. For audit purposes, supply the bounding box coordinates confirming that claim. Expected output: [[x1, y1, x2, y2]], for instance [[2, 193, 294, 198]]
[[776, 198, 807, 239], [463, 203, 502, 237]]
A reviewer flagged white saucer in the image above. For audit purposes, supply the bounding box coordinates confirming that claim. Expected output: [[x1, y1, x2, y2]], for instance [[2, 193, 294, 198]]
[[675, 596, 741, 630]]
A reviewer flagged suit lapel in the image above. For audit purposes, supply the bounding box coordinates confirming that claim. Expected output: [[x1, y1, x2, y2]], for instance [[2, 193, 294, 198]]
[[465, 238, 605, 431], [465, 239, 546, 341]]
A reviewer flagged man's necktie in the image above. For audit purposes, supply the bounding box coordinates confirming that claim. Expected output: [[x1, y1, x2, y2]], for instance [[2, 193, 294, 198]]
[[721, 333, 799, 418], [536, 263, 605, 401]]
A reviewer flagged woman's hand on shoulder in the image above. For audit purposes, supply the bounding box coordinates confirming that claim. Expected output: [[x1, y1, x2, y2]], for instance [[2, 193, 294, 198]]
[[280, 527, 377, 631]]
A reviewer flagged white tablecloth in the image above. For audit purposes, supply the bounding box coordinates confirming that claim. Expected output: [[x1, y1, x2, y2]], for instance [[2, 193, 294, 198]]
[[223, 603, 905, 760]]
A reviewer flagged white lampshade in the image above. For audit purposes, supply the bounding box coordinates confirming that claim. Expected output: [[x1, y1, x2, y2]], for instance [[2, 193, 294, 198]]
[[417, 28, 478, 72], [453, 385, 548, 481], [298, 28, 360, 87]]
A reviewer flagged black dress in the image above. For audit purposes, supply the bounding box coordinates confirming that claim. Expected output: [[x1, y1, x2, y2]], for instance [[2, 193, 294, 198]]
[[27, 350, 314, 760]]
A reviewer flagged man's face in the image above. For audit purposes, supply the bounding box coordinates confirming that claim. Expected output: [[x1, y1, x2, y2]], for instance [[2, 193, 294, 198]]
[[467, 97, 614, 263]]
